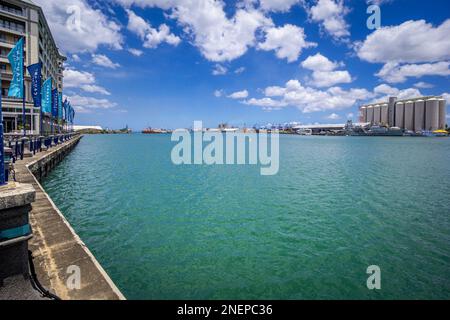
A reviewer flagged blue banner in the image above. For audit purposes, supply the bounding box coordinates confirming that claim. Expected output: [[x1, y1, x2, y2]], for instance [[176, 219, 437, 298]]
[[52, 89, 58, 118], [8, 38, 24, 98], [41, 78, 52, 113], [58, 93, 63, 119], [27, 62, 42, 107]]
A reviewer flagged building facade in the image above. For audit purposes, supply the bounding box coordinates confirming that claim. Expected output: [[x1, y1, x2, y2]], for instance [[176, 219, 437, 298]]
[[0, 0, 66, 135]]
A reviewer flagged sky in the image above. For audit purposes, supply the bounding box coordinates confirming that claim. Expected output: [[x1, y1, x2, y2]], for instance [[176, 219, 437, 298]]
[[32, 0, 450, 130]]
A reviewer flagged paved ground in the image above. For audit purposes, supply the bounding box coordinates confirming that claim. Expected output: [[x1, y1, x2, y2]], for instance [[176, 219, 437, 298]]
[[11, 137, 125, 300]]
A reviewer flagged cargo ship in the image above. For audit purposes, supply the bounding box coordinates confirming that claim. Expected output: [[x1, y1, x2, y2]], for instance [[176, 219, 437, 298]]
[[142, 128, 170, 134]]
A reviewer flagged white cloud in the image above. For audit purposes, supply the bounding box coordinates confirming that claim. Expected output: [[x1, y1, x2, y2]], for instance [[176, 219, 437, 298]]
[[72, 54, 81, 62], [301, 53, 352, 87], [128, 48, 144, 56], [243, 97, 288, 110], [308, 0, 350, 39], [244, 79, 373, 113], [64, 69, 110, 95], [228, 90, 249, 99], [370, 84, 423, 103], [442, 93, 450, 104], [356, 19, 450, 64], [375, 61, 450, 83], [118, 0, 272, 62], [259, 0, 300, 12], [92, 54, 120, 69], [126, 9, 180, 49], [212, 64, 228, 76], [414, 82, 434, 89], [234, 67, 246, 74], [68, 95, 117, 112], [347, 112, 354, 119], [33, 0, 123, 53], [214, 89, 224, 97], [258, 24, 316, 62], [327, 113, 340, 120]]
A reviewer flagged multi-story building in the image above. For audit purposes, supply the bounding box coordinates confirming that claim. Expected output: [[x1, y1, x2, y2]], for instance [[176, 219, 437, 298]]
[[0, 0, 66, 135]]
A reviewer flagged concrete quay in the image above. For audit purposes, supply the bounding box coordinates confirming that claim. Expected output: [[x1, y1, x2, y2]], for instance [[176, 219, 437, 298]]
[[9, 136, 125, 300]]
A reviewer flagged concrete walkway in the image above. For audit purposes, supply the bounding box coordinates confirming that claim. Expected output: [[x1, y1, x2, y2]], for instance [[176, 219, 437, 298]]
[[13, 136, 125, 300]]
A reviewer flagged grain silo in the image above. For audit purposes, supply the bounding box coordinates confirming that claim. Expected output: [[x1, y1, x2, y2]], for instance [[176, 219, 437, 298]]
[[395, 102, 404, 128], [367, 105, 374, 124], [414, 99, 425, 132], [381, 104, 388, 125], [438, 98, 446, 129], [425, 98, 439, 131], [374, 105, 381, 125], [360, 106, 367, 123], [404, 101, 414, 131]]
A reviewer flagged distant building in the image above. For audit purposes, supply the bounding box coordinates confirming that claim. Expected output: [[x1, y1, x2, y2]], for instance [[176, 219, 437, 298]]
[[1, 0, 66, 135], [73, 126, 103, 132], [360, 96, 447, 131]]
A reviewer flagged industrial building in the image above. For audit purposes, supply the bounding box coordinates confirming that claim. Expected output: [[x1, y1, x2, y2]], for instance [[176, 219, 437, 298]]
[[360, 96, 447, 132], [1, 0, 66, 135]]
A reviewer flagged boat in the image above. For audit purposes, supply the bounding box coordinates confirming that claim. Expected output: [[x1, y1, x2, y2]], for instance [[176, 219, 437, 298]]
[[432, 130, 449, 137], [367, 126, 403, 136]]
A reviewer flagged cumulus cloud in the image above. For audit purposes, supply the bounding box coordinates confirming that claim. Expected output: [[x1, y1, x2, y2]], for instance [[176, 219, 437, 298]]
[[356, 19, 450, 64], [63, 69, 111, 95], [92, 54, 120, 69], [259, 0, 300, 12], [67, 94, 117, 113], [301, 53, 352, 87], [228, 90, 249, 99], [414, 82, 434, 89], [327, 113, 340, 120], [375, 61, 450, 83], [258, 24, 316, 62], [212, 64, 228, 76], [214, 89, 224, 97], [128, 48, 144, 57], [33, 0, 123, 53], [243, 79, 373, 113], [126, 9, 181, 49], [117, 0, 273, 62], [308, 0, 350, 39], [234, 67, 246, 74]]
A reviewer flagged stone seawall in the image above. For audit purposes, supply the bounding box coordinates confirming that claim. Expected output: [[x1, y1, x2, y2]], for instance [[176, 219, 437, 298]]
[[14, 136, 126, 300]]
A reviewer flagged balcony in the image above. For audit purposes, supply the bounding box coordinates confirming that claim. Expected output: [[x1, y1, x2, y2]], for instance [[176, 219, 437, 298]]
[[0, 22, 25, 35], [0, 5, 25, 18]]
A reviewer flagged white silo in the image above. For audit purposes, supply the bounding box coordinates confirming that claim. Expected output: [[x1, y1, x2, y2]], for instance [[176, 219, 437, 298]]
[[414, 99, 425, 132], [381, 104, 388, 125], [438, 98, 446, 129], [395, 102, 404, 129], [404, 101, 414, 131], [367, 105, 374, 124], [425, 98, 439, 131], [360, 106, 367, 123], [374, 105, 381, 125]]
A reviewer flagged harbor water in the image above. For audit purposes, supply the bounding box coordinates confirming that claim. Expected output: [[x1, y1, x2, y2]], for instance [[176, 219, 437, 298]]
[[42, 134, 450, 299]]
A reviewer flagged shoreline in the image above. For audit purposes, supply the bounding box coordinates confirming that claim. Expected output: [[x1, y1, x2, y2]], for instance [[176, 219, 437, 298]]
[[14, 136, 125, 300]]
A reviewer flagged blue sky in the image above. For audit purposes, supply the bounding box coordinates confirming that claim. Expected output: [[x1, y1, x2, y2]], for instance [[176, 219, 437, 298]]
[[34, 0, 450, 130]]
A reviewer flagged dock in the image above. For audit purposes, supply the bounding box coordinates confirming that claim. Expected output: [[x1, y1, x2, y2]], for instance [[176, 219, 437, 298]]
[[11, 136, 125, 300]]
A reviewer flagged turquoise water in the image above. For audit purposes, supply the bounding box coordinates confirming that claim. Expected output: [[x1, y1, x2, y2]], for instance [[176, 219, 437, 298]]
[[42, 134, 450, 300]]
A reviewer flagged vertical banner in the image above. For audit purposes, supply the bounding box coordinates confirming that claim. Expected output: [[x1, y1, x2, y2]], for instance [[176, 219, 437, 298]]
[[27, 62, 42, 107], [58, 93, 63, 119], [52, 89, 58, 118], [41, 79, 52, 113], [7, 38, 24, 98]]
